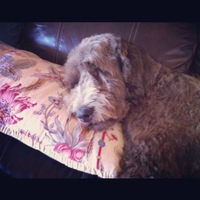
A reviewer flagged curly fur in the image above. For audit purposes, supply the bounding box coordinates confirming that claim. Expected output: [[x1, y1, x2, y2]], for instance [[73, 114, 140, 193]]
[[64, 33, 200, 178]]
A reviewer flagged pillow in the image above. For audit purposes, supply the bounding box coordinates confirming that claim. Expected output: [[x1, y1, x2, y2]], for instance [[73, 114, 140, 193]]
[[0, 42, 124, 178]]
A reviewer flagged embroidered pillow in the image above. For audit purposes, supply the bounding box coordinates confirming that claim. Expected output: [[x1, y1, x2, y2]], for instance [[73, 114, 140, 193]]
[[0, 42, 124, 178]]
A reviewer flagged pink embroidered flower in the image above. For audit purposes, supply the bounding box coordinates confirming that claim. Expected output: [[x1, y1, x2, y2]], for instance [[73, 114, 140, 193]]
[[71, 149, 86, 162], [54, 143, 72, 158], [0, 83, 37, 125], [54, 143, 86, 162]]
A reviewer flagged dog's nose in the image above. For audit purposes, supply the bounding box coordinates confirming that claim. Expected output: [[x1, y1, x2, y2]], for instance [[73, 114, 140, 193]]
[[76, 107, 94, 123]]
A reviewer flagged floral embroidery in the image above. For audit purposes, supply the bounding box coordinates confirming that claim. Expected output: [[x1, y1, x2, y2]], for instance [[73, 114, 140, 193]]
[[0, 43, 124, 177], [32, 65, 65, 88], [54, 142, 86, 162], [97, 130, 118, 170], [33, 94, 63, 118], [51, 118, 94, 162], [98, 139, 105, 147], [19, 129, 43, 144], [33, 94, 94, 162], [0, 54, 36, 81], [20, 66, 66, 93], [0, 83, 37, 125]]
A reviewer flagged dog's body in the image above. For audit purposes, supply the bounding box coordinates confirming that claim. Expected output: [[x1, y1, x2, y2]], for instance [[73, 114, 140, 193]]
[[64, 33, 200, 178]]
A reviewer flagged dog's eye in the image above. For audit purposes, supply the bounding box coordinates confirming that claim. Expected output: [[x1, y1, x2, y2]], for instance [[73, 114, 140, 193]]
[[85, 62, 111, 81], [87, 63, 100, 78], [100, 69, 111, 77], [91, 69, 100, 81], [90, 64, 110, 76]]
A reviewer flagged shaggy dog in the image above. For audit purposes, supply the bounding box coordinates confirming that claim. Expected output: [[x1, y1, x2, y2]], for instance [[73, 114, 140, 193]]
[[64, 33, 200, 178]]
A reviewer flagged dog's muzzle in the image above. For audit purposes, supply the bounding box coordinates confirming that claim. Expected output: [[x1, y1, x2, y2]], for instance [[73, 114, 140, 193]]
[[76, 106, 94, 123]]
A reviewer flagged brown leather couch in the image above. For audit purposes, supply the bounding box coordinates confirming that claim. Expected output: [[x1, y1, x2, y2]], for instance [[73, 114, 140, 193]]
[[0, 22, 199, 178]]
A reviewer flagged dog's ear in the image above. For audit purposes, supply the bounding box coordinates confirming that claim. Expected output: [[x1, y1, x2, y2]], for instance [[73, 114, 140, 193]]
[[63, 61, 80, 90], [116, 39, 145, 102], [117, 39, 161, 103], [116, 40, 133, 84]]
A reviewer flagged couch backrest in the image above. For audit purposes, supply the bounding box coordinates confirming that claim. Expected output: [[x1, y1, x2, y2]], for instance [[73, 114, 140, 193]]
[[20, 22, 198, 73]]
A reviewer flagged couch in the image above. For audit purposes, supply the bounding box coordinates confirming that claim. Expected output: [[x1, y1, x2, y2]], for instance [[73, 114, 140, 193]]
[[0, 22, 199, 178]]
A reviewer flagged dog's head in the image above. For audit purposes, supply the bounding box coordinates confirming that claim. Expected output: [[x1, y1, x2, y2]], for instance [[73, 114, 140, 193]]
[[63, 33, 156, 131]]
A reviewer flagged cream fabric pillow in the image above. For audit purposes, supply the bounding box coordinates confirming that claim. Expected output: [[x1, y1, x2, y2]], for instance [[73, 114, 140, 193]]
[[0, 42, 124, 178]]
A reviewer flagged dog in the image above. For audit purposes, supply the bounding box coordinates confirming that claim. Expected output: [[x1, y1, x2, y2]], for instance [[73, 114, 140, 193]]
[[63, 33, 200, 178]]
